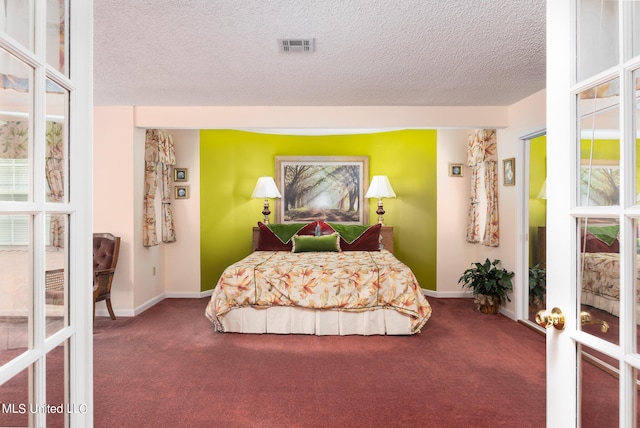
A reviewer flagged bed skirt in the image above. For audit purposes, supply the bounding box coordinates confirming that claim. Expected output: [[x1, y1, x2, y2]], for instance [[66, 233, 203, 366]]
[[213, 306, 412, 335]]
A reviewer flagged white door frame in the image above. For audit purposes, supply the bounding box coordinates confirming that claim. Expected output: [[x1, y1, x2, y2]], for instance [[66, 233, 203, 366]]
[[516, 128, 546, 323]]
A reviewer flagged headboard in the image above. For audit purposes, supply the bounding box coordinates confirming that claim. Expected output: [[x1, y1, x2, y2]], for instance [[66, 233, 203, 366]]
[[252, 225, 394, 254]]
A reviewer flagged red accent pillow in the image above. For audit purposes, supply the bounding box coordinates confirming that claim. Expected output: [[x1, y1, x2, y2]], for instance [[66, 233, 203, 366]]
[[581, 231, 620, 253], [317, 222, 382, 251], [298, 222, 321, 236], [256, 222, 291, 251], [256, 222, 319, 251], [341, 223, 382, 251], [315, 221, 336, 236]]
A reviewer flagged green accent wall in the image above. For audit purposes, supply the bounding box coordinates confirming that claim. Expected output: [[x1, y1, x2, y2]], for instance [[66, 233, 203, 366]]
[[200, 129, 438, 292]]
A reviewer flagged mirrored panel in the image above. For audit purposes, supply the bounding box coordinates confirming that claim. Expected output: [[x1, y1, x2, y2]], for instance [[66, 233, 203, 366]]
[[577, 0, 618, 81], [46, 0, 68, 75], [634, 69, 640, 205], [2, 1, 34, 51], [45, 79, 67, 204], [0, 365, 30, 427], [45, 214, 67, 338], [581, 345, 619, 427], [578, 217, 619, 346], [528, 135, 547, 324], [0, 214, 31, 366], [578, 78, 620, 207]]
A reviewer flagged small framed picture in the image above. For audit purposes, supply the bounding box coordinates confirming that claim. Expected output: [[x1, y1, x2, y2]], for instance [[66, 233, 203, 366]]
[[174, 168, 188, 182], [503, 158, 515, 186], [449, 163, 464, 177], [175, 186, 189, 199]]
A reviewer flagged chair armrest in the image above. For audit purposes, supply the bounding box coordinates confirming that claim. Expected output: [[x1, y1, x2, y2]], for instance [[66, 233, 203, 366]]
[[93, 268, 115, 294]]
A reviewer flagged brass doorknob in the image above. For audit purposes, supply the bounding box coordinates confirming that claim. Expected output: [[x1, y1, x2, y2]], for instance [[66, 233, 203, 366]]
[[535, 307, 565, 330], [580, 311, 609, 333]]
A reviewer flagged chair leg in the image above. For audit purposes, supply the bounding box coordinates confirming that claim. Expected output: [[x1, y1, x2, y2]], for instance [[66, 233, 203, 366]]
[[106, 298, 116, 320]]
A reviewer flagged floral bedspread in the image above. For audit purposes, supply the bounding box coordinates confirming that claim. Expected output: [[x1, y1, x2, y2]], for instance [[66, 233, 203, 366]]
[[580, 252, 640, 317], [205, 250, 432, 334]]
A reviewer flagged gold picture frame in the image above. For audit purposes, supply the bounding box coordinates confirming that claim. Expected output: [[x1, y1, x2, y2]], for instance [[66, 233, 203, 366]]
[[449, 163, 464, 177], [503, 158, 515, 186], [275, 155, 369, 224], [175, 186, 189, 199], [174, 167, 188, 182]]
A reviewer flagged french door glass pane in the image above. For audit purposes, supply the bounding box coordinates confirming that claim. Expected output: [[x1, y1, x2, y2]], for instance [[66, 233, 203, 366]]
[[634, 2, 640, 58], [636, 218, 640, 355], [581, 345, 619, 427], [46, 340, 68, 427], [577, 0, 619, 81], [0, 48, 33, 203], [46, 214, 67, 338], [0, 365, 30, 427], [0, 214, 31, 367], [46, 0, 67, 75], [3, 1, 34, 51], [578, 216, 619, 347], [45, 79, 67, 204], [578, 78, 620, 207]]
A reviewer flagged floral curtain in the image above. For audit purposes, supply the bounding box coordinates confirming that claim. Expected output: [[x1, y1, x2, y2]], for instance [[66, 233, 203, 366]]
[[143, 129, 176, 247], [45, 121, 64, 247], [0, 120, 64, 247], [159, 133, 176, 243], [466, 129, 499, 247], [0, 121, 28, 156]]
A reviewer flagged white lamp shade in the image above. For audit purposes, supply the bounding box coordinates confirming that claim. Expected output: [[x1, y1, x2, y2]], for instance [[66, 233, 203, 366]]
[[252, 176, 282, 198], [365, 175, 396, 198], [536, 179, 547, 199]]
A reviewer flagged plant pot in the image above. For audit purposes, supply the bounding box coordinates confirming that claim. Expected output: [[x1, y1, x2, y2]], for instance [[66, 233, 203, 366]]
[[480, 301, 501, 315], [474, 294, 501, 315]]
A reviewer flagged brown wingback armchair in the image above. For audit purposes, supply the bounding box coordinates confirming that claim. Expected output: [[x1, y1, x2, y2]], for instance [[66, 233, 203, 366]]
[[93, 233, 121, 320]]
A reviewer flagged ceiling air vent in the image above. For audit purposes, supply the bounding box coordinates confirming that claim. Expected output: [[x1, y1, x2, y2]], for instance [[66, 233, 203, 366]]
[[278, 38, 315, 53]]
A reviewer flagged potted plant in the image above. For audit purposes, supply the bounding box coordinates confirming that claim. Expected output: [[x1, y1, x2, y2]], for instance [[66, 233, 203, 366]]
[[528, 264, 546, 313], [458, 258, 514, 314]]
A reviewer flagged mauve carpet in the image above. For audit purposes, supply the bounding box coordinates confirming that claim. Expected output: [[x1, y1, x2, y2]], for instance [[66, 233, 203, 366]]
[[94, 297, 548, 428], [0, 297, 621, 427]]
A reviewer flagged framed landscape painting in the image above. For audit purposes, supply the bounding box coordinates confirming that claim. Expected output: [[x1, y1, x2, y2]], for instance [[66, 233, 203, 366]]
[[275, 156, 369, 224]]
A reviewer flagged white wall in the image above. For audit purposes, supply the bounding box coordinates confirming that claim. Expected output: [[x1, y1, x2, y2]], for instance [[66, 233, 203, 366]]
[[93, 106, 137, 316], [164, 130, 201, 296], [436, 129, 475, 296]]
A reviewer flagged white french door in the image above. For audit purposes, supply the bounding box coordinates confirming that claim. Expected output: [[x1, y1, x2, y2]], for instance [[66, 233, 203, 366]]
[[0, 1, 93, 427], [546, 1, 640, 426]]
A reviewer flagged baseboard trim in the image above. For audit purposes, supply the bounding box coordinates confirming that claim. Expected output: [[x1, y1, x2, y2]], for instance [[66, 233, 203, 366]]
[[421, 289, 472, 298], [94, 290, 213, 318]]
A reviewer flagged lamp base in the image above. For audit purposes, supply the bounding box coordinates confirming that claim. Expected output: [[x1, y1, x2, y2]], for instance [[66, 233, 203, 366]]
[[376, 198, 385, 225], [262, 199, 271, 224]]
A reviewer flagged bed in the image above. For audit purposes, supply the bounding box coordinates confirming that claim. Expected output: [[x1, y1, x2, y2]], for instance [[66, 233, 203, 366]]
[[205, 221, 432, 335], [579, 225, 640, 319]]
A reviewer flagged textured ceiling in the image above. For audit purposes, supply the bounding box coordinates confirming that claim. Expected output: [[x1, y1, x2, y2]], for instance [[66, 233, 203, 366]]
[[93, 0, 546, 107]]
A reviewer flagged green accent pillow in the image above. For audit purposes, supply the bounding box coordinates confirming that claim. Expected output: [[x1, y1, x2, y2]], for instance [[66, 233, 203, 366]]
[[587, 225, 619, 246], [292, 232, 341, 253]]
